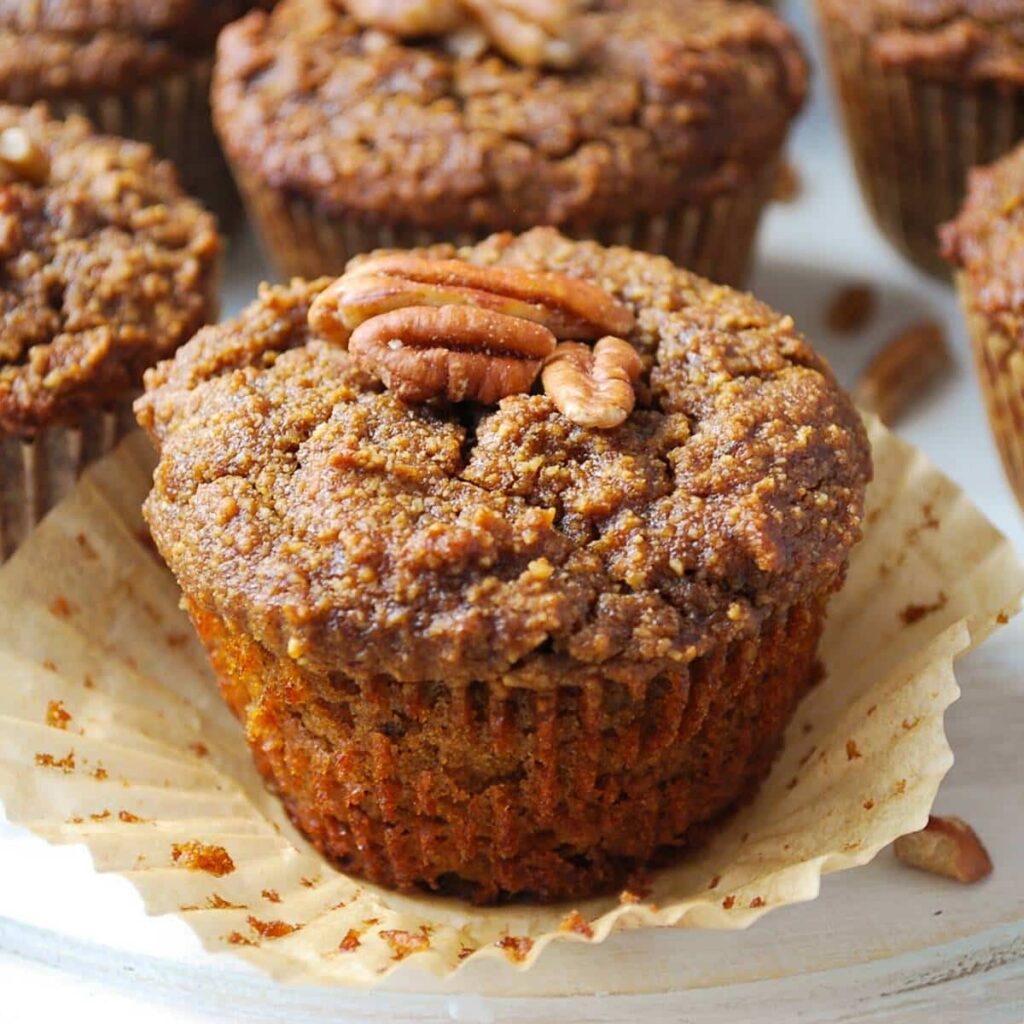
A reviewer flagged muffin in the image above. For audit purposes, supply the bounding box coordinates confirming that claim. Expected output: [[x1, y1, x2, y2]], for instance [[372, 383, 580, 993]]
[[0, 0, 266, 218], [0, 104, 221, 560], [816, 0, 1024, 278], [942, 144, 1024, 510], [136, 228, 871, 904], [212, 0, 807, 286]]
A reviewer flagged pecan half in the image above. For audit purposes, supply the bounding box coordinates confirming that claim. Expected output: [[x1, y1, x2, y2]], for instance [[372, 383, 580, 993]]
[[348, 305, 556, 403], [0, 127, 49, 185], [894, 816, 993, 884], [854, 321, 952, 425], [541, 337, 642, 429], [310, 255, 635, 343]]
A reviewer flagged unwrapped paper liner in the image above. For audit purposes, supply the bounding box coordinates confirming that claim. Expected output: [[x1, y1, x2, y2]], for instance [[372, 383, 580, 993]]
[[0, 417, 1021, 986]]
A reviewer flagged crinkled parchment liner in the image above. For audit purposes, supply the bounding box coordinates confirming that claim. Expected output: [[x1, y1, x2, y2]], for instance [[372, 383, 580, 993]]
[[0, 417, 1021, 986]]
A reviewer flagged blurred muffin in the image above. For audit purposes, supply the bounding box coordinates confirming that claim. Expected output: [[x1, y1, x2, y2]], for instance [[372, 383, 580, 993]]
[[816, 0, 1024, 277], [136, 228, 870, 904], [0, 0, 267, 218], [212, 0, 807, 285], [0, 104, 221, 559], [943, 143, 1024, 509]]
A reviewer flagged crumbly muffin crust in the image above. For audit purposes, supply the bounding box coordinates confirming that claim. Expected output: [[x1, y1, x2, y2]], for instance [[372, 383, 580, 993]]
[[819, 0, 1024, 82], [138, 229, 870, 688], [0, 104, 221, 436], [212, 0, 807, 231], [942, 143, 1024, 331], [0, 0, 262, 99]]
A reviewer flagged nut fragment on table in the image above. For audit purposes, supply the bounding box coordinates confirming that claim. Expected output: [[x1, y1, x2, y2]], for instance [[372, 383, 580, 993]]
[[542, 336, 642, 429], [348, 304, 556, 403], [309, 256, 635, 343], [826, 284, 876, 334], [894, 816, 993, 883], [854, 321, 952, 425], [0, 127, 49, 185]]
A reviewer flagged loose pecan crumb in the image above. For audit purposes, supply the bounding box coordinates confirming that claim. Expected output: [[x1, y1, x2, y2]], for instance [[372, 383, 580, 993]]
[[247, 915, 299, 939], [749, 896, 765, 908], [171, 841, 235, 877], [338, 928, 362, 952], [846, 739, 862, 760], [496, 935, 534, 962], [894, 816, 993, 883], [380, 927, 431, 960], [262, 888, 281, 903], [0, 126, 49, 184], [118, 810, 146, 823], [188, 741, 209, 758], [92, 765, 108, 780], [559, 910, 594, 938], [46, 700, 71, 730], [900, 592, 948, 625], [227, 931, 256, 946], [722, 895, 736, 909], [35, 750, 75, 773], [48, 595, 76, 619], [854, 322, 952, 425], [826, 285, 876, 334], [542, 337, 642, 428]]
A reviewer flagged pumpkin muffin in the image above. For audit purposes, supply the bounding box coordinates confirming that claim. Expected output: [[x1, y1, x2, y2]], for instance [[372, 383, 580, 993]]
[[942, 143, 1024, 510], [212, 0, 807, 286], [816, 0, 1024, 277], [0, 0, 266, 218], [0, 103, 221, 560], [136, 228, 870, 904]]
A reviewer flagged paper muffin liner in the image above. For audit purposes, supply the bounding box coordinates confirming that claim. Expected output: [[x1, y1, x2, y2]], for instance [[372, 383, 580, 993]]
[[0, 418, 1020, 984], [0, 401, 136, 562], [956, 273, 1024, 511], [817, 7, 1024, 278], [228, 159, 777, 287], [45, 58, 238, 225], [189, 594, 826, 904]]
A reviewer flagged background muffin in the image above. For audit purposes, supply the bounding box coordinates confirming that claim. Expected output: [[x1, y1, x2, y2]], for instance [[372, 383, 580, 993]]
[[943, 143, 1024, 510], [136, 228, 870, 904], [212, 0, 807, 286], [0, 0, 266, 218], [816, 0, 1024, 277], [0, 103, 221, 560]]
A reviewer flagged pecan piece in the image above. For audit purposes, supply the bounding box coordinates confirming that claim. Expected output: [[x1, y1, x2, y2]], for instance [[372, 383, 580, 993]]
[[894, 816, 993, 884], [310, 255, 635, 343], [0, 127, 49, 185], [346, 0, 463, 35], [542, 337, 642, 429], [854, 321, 952, 425], [348, 305, 556, 404], [461, 0, 580, 68]]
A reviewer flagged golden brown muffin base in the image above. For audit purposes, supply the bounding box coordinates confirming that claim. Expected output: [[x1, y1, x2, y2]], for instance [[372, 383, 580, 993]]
[[230, 158, 778, 288], [190, 595, 826, 905], [956, 273, 1024, 511], [45, 57, 238, 224], [818, 6, 1024, 278], [0, 400, 136, 561]]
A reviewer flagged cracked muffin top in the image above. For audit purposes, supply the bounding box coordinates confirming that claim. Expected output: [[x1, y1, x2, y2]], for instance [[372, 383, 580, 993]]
[[0, 104, 221, 436], [211, 0, 807, 231], [819, 0, 1024, 82], [137, 229, 871, 689], [0, 0, 265, 100], [942, 142, 1024, 334]]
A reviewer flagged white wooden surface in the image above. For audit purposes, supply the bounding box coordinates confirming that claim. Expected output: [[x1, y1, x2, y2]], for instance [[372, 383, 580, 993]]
[[0, 1, 1022, 1019]]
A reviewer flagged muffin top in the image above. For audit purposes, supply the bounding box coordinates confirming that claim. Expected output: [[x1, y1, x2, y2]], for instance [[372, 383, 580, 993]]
[[137, 229, 870, 689], [820, 0, 1024, 82], [212, 0, 807, 231], [942, 142, 1024, 334], [0, 0, 262, 100], [0, 104, 221, 436]]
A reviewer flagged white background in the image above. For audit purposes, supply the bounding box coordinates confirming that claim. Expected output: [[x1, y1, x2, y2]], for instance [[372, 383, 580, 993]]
[[1, 1, 1022, 1020]]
